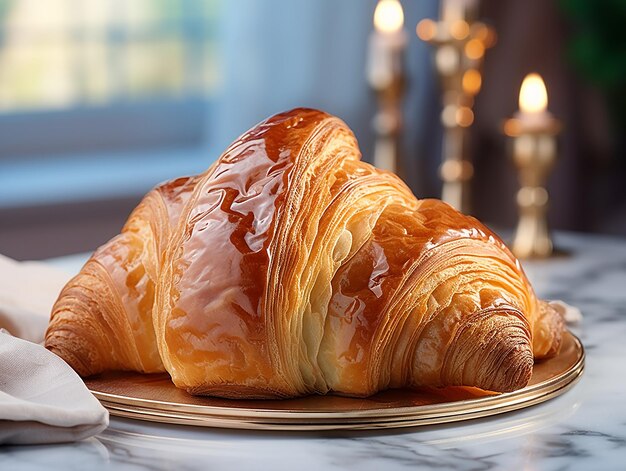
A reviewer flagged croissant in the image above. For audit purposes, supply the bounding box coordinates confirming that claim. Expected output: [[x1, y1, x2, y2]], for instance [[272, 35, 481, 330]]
[[45, 108, 563, 399]]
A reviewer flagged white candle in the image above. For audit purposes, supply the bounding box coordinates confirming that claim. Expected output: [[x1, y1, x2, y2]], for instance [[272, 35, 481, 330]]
[[367, 0, 407, 89]]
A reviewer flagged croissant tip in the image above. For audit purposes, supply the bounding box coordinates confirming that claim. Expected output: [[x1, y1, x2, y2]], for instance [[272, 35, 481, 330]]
[[442, 309, 534, 393], [488, 343, 534, 393], [45, 329, 101, 377], [45, 344, 90, 377]]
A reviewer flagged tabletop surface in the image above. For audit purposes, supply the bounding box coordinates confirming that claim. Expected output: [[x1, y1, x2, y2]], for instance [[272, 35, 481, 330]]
[[2, 232, 626, 471]]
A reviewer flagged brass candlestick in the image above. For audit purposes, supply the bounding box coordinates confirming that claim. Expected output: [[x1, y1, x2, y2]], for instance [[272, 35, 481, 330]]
[[370, 62, 406, 175], [368, 0, 407, 174], [417, 0, 495, 213], [504, 74, 562, 259]]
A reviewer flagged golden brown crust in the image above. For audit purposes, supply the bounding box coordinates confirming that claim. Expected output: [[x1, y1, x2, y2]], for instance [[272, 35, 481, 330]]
[[45, 108, 564, 397]]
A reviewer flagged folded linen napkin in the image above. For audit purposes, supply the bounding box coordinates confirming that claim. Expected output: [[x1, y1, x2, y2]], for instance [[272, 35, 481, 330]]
[[0, 254, 108, 445], [0, 254, 71, 343], [0, 330, 109, 444]]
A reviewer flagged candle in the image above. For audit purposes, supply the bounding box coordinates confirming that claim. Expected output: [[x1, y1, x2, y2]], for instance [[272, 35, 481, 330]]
[[367, 0, 407, 173], [504, 73, 562, 259], [516, 73, 552, 129], [505, 73, 561, 137], [367, 0, 407, 91]]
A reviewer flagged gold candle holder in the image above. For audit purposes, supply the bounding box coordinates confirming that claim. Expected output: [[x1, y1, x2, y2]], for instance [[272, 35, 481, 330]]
[[367, 0, 407, 174], [504, 74, 562, 259], [370, 69, 406, 175], [417, 0, 495, 213]]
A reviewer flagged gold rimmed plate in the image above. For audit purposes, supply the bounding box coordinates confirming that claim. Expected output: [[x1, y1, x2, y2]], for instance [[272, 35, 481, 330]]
[[85, 331, 584, 431]]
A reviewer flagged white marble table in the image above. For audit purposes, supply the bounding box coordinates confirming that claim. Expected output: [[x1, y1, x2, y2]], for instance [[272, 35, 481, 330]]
[[3, 233, 626, 471]]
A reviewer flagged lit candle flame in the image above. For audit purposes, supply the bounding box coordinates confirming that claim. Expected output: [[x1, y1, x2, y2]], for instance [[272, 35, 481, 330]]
[[519, 73, 548, 114], [374, 0, 404, 34]]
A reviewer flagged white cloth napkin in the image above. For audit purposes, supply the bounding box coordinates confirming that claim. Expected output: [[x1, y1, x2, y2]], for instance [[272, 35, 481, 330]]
[[0, 254, 109, 445], [0, 254, 70, 343], [0, 330, 109, 444]]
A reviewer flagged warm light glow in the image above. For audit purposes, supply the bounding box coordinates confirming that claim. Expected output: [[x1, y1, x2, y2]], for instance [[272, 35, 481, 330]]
[[519, 73, 548, 113], [374, 0, 404, 34], [436, 45, 459, 74], [462, 69, 482, 95], [450, 20, 469, 40], [416, 18, 436, 41], [456, 106, 474, 127], [464, 39, 484, 60]]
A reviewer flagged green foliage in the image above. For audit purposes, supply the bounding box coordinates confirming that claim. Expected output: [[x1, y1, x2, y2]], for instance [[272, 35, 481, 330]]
[[561, 0, 626, 134]]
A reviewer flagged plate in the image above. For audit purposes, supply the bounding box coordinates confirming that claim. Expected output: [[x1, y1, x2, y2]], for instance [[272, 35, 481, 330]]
[[85, 331, 584, 431]]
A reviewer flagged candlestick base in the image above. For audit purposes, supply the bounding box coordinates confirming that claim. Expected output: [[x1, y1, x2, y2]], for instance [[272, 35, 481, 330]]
[[440, 159, 473, 213], [512, 214, 553, 259], [511, 179, 555, 260], [373, 134, 398, 173]]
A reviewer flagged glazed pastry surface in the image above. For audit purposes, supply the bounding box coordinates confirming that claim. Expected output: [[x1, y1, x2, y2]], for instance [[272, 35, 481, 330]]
[[45, 108, 563, 398]]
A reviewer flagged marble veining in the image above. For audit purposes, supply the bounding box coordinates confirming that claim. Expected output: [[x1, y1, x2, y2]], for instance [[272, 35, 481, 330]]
[[2, 232, 626, 470]]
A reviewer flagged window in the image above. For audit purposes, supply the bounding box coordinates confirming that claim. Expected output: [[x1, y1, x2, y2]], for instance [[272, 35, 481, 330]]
[[0, 0, 219, 155]]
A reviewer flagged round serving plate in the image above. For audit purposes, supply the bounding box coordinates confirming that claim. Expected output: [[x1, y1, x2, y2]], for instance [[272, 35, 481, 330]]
[[85, 331, 584, 431]]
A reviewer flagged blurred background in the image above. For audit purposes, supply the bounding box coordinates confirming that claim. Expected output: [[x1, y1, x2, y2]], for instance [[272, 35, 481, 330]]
[[0, 0, 624, 260]]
